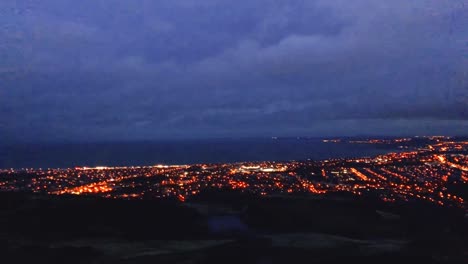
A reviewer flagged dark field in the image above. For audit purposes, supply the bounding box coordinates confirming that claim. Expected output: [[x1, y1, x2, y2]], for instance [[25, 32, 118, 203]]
[[1, 191, 466, 264]]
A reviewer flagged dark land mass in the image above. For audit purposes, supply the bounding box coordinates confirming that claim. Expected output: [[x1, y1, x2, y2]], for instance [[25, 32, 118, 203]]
[[0, 191, 466, 264]]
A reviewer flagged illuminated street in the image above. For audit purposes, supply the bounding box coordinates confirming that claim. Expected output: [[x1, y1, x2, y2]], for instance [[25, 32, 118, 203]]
[[1, 136, 466, 210]]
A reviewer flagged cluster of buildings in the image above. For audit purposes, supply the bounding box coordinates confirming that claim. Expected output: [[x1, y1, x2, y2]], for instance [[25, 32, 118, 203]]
[[0, 137, 466, 209]]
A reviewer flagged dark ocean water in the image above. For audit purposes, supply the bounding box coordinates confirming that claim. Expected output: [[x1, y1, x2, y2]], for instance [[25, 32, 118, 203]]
[[0, 138, 398, 169]]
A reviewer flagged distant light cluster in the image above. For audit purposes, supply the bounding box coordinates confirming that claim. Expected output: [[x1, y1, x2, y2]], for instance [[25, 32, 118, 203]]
[[0, 136, 466, 210]]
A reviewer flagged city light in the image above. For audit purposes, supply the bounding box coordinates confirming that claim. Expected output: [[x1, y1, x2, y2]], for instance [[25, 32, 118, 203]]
[[0, 136, 466, 210]]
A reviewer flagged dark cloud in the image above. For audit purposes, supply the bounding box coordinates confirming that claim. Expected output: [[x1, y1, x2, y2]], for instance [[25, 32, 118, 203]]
[[0, 0, 467, 141]]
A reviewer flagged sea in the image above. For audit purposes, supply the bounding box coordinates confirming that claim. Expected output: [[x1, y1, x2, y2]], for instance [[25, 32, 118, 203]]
[[0, 138, 400, 169]]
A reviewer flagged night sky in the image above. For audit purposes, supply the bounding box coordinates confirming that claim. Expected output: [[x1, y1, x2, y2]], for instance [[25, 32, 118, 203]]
[[1, 1, 467, 142]]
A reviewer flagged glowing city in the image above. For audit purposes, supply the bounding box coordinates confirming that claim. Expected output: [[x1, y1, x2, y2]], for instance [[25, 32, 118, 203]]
[[1, 136, 466, 211]]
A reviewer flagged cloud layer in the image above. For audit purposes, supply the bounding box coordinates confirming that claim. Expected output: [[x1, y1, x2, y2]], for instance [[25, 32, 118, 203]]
[[1, 0, 467, 141]]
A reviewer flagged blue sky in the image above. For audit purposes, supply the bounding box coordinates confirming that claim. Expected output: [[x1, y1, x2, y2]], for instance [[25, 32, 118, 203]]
[[1, 0, 467, 141]]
